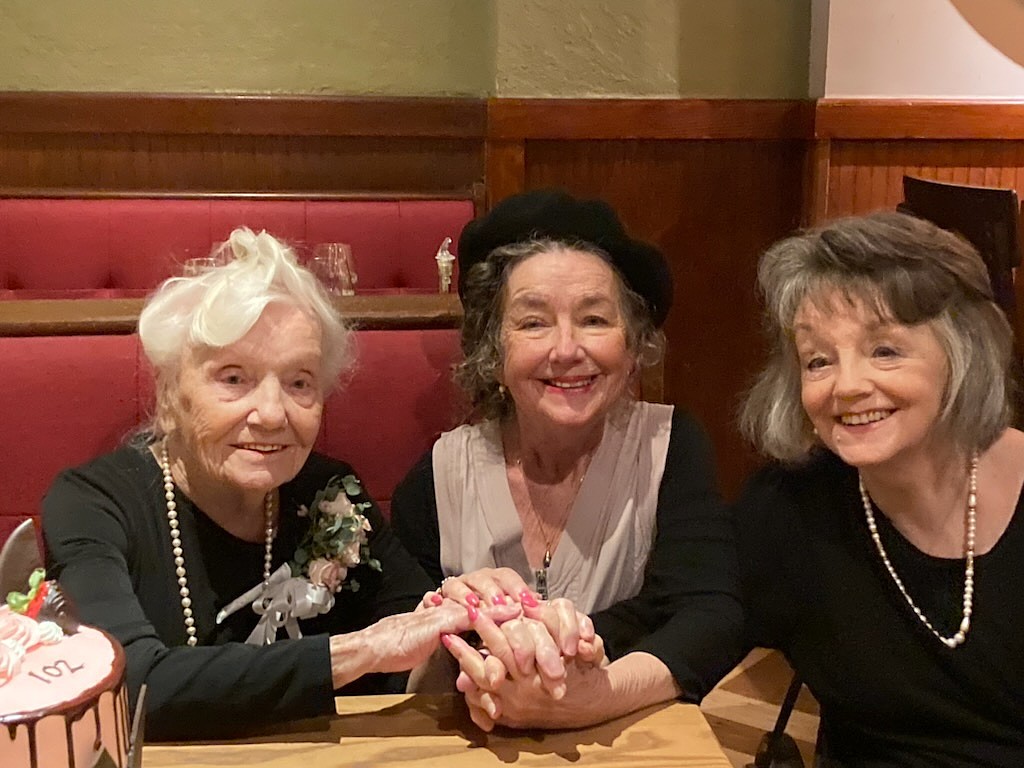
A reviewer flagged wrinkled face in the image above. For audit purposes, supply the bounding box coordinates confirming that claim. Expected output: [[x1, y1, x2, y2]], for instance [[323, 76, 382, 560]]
[[172, 302, 325, 494], [499, 247, 633, 432], [794, 292, 949, 472]]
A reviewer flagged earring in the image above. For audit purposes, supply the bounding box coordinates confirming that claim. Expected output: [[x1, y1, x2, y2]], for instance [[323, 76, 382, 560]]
[[498, 384, 507, 397]]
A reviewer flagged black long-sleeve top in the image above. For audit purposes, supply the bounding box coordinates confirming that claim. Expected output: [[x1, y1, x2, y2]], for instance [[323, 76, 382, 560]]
[[734, 450, 1024, 767], [43, 444, 433, 740], [391, 409, 744, 702]]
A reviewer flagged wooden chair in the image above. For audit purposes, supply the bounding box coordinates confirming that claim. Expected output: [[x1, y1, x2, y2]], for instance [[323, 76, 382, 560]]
[[0, 518, 43, 597], [898, 175, 1024, 425]]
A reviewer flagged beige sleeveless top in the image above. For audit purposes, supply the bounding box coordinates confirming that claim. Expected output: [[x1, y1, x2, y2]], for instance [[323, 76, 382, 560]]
[[432, 401, 673, 614]]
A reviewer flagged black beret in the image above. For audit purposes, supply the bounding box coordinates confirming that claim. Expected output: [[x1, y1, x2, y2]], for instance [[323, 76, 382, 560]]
[[457, 189, 673, 327]]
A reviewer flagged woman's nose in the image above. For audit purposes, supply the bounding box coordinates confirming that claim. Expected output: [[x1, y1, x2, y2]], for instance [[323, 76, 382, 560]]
[[833, 358, 872, 399], [248, 378, 287, 428], [549, 323, 585, 362]]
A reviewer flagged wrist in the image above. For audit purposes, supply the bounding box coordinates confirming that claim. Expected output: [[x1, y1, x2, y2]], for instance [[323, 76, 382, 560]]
[[599, 652, 681, 718], [328, 629, 379, 688]]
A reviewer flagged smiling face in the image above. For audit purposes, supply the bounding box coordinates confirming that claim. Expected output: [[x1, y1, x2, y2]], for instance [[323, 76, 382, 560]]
[[794, 291, 950, 473], [171, 301, 325, 496], [499, 247, 634, 434]]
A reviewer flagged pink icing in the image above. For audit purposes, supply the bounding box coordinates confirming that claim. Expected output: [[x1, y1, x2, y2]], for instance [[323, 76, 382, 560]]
[[0, 642, 22, 685], [0, 607, 41, 655], [0, 624, 116, 716]]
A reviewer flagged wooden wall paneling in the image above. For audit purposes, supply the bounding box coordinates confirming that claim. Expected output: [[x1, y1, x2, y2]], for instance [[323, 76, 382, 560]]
[[0, 133, 486, 193], [483, 139, 526, 208], [803, 139, 831, 226], [815, 100, 1024, 141], [825, 139, 1024, 219], [520, 137, 804, 496], [0, 94, 487, 194]]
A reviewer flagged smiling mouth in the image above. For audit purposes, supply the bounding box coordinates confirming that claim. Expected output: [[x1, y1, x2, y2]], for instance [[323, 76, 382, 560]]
[[543, 376, 598, 391], [235, 443, 287, 454], [838, 409, 893, 426]]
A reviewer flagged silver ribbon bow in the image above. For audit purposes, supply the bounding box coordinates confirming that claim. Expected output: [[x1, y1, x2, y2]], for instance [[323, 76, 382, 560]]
[[216, 563, 336, 646]]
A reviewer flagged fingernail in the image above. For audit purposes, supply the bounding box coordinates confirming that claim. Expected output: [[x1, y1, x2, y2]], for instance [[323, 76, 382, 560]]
[[520, 591, 538, 608], [430, 593, 443, 605], [552, 683, 566, 700], [492, 594, 507, 605], [468, 606, 479, 622], [441, 634, 453, 648], [466, 593, 480, 608]]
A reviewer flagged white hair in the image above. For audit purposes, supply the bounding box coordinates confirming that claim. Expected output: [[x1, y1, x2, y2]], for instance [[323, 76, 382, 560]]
[[138, 228, 353, 435]]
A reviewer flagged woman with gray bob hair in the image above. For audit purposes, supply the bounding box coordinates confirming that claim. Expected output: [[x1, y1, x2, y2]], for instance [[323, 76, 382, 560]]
[[740, 212, 1014, 462], [44, 227, 507, 741], [734, 212, 1024, 764]]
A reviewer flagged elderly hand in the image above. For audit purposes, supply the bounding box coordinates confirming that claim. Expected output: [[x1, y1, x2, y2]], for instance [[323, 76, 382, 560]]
[[442, 605, 607, 731], [447, 635, 612, 731], [330, 598, 520, 688]]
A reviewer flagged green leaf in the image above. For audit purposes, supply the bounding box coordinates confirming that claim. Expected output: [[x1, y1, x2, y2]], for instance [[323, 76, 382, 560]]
[[368, 558, 382, 572], [341, 475, 362, 497], [348, 579, 361, 592], [6, 591, 30, 613], [27, 568, 46, 592]]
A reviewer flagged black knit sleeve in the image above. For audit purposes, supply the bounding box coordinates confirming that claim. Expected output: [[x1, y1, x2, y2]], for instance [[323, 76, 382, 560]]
[[593, 410, 745, 702], [390, 449, 445, 586]]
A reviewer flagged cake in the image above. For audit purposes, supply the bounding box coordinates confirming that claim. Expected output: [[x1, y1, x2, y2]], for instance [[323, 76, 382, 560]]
[[0, 571, 131, 768]]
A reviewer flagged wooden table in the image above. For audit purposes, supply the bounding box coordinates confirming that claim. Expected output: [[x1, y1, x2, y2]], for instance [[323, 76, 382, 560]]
[[144, 693, 732, 767]]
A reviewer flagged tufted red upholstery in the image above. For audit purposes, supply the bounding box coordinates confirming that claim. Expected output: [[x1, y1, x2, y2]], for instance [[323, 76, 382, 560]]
[[0, 197, 472, 296], [0, 329, 464, 547]]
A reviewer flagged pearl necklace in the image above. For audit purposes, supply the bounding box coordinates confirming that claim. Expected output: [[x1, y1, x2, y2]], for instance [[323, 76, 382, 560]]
[[159, 441, 275, 647], [858, 453, 977, 649]]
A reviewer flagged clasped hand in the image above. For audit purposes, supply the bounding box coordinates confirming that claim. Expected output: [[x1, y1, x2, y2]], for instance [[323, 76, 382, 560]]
[[423, 567, 605, 731]]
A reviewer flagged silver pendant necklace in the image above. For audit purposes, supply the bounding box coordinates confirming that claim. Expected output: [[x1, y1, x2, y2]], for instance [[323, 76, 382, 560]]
[[517, 454, 589, 601]]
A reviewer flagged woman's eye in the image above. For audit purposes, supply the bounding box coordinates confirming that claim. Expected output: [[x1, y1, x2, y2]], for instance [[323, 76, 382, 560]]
[[873, 346, 899, 358], [804, 356, 829, 371], [218, 371, 246, 386], [582, 315, 610, 326], [517, 317, 546, 330]]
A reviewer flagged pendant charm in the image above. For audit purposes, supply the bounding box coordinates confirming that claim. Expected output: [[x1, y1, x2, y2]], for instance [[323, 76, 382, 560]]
[[534, 568, 548, 601]]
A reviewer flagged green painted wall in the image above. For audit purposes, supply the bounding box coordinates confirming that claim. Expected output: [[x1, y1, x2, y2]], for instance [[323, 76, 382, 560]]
[[0, 0, 810, 98], [0, 0, 495, 95], [496, 0, 811, 98]]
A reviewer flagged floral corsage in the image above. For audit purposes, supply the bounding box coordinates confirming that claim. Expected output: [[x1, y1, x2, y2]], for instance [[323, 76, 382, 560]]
[[291, 474, 381, 593], [218, 474, 382, 645]]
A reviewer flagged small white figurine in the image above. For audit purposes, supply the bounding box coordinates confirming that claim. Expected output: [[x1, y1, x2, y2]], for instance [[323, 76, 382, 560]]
[[435, 236, 455, 293]]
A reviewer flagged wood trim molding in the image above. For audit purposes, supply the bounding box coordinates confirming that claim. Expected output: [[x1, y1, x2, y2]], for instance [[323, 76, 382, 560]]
[[0, 188, 483, 201], [487, 98, 814, 140], [0, 294, 464, 336], [0, 92, 487, 138], [816, 99, 1024, 140]]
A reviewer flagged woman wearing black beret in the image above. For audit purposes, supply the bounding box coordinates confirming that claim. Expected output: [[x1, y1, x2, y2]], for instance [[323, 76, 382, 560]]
[[391, 189, 743, 728]]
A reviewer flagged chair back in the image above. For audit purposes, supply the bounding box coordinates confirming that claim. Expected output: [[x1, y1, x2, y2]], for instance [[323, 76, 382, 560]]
[[0, 518, 44, 597], [898, 175, 1022, 327], [898, 175, 1024, 425]]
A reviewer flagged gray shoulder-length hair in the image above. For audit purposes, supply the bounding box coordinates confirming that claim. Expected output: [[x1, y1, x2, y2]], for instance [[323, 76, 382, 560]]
[[138, 227, 352, 439], [739, 212, 1014, 462], [456, 238, 665, 422]]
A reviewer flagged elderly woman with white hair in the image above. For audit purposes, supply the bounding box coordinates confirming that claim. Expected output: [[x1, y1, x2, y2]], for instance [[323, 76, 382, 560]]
[[42, 228, 505, 741]]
